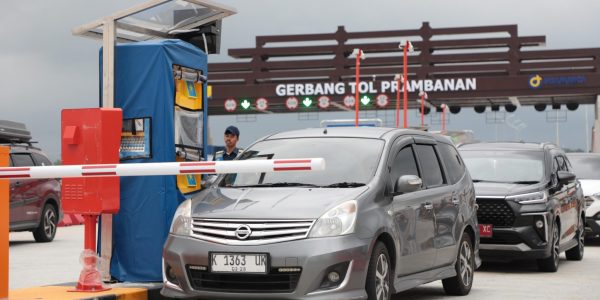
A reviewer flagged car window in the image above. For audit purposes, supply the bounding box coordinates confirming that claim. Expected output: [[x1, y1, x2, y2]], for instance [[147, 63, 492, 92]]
[[567, 154, 600, 179], [414, 144, 445, 187], [438, 143, 465, 184], [461, 150, 545, 183], [11, 153, 35, 167], [32, 153, 52, 166], [391, 145, 420, 185]]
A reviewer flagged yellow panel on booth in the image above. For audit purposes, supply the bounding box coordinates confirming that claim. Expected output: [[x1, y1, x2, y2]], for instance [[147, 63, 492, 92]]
[[175, 79, 203, 111]]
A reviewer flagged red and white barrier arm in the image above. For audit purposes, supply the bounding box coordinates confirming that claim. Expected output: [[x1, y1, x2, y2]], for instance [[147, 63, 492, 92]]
[[0, 158, 325, 179]]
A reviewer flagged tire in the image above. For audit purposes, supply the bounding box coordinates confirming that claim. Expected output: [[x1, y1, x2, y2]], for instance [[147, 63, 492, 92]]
[[565, 218, 584, 261], [442, 232, 474, 296], [33, 204, 57, 243], [366, 242, 391, 300], [537, 222, 560, 272]]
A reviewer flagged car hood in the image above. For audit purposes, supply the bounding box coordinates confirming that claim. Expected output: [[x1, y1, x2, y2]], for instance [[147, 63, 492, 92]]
[[473, 182, 546, 198], [191, 186, 369, 219], [578, 180, 600, 196]]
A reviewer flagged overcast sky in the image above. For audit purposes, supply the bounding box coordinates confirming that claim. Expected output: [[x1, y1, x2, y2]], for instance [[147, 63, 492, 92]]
[[1, 0, 600, 161]]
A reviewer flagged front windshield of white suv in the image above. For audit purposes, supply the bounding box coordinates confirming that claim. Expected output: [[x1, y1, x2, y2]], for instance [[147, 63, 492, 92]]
[[220, 137, 385, 188], [460, 150, 545, 184]]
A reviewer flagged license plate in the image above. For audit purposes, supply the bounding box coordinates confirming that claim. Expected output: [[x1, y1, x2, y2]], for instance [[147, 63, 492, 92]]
[[479, 224, 493, 238], [210, 253, 268, 274]]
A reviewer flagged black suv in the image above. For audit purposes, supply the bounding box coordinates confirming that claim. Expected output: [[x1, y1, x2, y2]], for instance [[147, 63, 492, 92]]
[[458, 142, 585, 272], [1, 120, 61, 242]]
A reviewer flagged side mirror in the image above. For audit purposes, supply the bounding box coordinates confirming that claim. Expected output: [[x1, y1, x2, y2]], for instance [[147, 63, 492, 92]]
[[395, 175, 423, 195], [557, 171, 576, 185]]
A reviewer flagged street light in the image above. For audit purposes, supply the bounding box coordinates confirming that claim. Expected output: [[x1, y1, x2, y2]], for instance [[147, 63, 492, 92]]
[[399, 40, 414, 128], [418, 90, 428, 127], [351, 48, 366, 127], [394, 74, 404, 128], [440, 103, 447, 133]]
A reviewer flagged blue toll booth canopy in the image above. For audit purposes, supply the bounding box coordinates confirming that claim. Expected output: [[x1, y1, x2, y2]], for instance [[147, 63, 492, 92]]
[[101, 39, 208, 281]]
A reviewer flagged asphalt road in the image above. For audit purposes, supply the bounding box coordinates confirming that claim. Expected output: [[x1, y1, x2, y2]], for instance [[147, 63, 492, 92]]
[[9, 225, 600, 299]]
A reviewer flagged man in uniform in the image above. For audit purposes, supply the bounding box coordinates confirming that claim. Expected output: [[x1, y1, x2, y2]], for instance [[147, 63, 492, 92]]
[[214, 125, 241, 161]]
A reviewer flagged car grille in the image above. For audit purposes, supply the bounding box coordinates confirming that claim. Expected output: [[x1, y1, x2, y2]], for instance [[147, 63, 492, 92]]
[[187, 267, 301, 293], [191, 218, 315, 245], [480, 232, 522, 245], [476, 198, 515, 227], [585, 196, 595, 209]]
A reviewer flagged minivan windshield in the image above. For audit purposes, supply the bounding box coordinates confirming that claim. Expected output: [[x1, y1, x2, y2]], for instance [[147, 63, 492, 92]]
[[220, 137, 384, 188], [567, 154, 600, 180], [460, 150, 545, 184]]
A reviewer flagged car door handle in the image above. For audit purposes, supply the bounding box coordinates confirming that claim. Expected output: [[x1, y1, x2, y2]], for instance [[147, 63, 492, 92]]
[[424, 202, 433, 210]]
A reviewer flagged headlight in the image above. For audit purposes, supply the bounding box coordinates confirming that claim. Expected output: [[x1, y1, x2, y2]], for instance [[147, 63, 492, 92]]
[[309, 200, 357, 238], [170, 199, 192, 236], [506, 191, 547, 205]]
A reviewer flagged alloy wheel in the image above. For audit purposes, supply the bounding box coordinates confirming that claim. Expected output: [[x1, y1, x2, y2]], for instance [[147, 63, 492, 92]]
[[577, 221, 585, 256], [375, 253, 390, 300], [459, 240, 473, 286], [552, 225, 560, 268], [44, 208, 57, 238]]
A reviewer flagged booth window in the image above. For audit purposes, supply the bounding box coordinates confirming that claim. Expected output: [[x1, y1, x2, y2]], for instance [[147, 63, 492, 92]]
[[120, 117, 152, 160]]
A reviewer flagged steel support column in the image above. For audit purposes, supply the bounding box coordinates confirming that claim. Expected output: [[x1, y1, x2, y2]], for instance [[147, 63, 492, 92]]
[[100, 17, 116, 282], [593, 95, 600, 153]]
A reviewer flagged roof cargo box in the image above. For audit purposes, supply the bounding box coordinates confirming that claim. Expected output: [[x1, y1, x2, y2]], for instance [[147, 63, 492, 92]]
[[0, 120, 32, 142]]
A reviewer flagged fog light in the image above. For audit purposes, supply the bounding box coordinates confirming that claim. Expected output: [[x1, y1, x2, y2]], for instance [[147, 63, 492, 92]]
[[327, 271, 340, 283], [165, 265, 177, 282], [536, 220, 544, 228]]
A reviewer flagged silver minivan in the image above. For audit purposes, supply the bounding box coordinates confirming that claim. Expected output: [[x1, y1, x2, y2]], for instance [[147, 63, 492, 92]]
[[162, 127, 480, 300]]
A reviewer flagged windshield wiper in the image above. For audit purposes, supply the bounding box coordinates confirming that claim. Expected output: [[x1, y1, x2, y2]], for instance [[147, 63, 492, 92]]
[[511, 180, 540, 184], [233, 182, 319, 188], [471, 179, 489, 183], [324, 182, 366, 188]]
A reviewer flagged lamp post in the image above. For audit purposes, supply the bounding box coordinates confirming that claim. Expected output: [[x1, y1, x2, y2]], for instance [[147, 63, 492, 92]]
[[351, 48, 366, 127], [441, 103, 447, 132], [418, 90, 428, 127], [394, 74, 403, 128], [400, 40, 414, 128]]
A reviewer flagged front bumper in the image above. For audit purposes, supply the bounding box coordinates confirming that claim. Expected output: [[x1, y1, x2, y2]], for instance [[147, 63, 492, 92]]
[[479, 212, 552, 261], [161, 234, 371, 300]]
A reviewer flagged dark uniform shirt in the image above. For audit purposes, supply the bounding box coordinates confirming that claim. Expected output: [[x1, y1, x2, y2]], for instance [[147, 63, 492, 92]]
[[215, 148, 240, 161]]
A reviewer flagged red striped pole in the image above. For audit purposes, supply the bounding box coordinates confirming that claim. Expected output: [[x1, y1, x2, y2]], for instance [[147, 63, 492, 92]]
[[0, 158, 326, 180]]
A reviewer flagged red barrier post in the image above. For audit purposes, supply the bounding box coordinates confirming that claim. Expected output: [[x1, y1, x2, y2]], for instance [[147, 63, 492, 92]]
[[62, 108, 122, 292]]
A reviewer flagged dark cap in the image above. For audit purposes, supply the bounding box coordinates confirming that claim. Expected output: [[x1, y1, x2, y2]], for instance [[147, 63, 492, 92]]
[[225, 125, 240, 137]]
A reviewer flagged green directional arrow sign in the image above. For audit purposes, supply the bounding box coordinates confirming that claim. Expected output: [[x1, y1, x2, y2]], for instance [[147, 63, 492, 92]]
[[303, 97, 312, 107], [240, 99, 251, 110], [360, 95, 371, 106]]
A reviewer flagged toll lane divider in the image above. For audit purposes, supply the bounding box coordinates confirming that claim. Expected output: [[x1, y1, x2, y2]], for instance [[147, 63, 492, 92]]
[[0, 158, 326, 179]]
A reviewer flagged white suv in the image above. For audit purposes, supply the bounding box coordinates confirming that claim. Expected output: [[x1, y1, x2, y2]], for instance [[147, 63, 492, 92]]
[[567, 153, 600, 239]]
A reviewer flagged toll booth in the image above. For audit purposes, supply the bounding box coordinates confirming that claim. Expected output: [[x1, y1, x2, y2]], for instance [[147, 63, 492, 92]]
[[73, 0, 236, 282], [99, 40, 207, 281]]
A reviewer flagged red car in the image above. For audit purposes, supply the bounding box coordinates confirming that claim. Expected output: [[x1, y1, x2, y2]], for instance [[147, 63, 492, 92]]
[[2, 121, 61, 242]]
